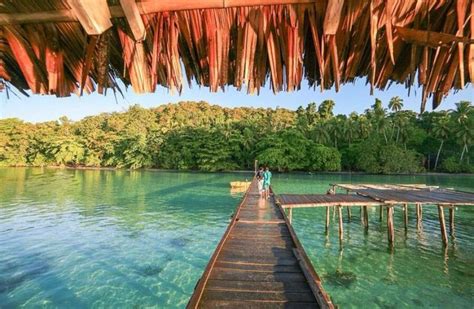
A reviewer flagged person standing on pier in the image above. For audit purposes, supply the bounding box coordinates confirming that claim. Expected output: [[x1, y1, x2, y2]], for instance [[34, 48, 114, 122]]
[[256, 166, 264, 197], [263, 166, 272, 199]]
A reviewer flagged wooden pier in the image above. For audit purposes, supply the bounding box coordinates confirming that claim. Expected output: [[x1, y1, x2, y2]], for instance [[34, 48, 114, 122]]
[[187, 179, 333, 308], [278, 184, 474, 247]]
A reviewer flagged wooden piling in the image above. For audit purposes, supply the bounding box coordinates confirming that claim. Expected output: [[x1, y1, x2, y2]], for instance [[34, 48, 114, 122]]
[[362, 206, 369, 229], [438, 205, 448, 246], [415, 203, 420, 227], [379, 206, 383, 221], [338, 206, 343, 240], [325, 206, 330, 233], [289, 207, 293, 224], [403, 203, 408, 230], [449, 206, 455, 236], [387, 207, 394, 245], [347, 207, 351, 221]]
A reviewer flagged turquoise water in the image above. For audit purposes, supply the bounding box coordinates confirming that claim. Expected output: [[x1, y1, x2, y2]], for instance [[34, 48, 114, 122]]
[[0, 168, 473, 308]]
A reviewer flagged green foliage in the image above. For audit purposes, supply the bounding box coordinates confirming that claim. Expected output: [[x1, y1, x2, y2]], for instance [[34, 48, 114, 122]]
[[378, 145, 423, 174], [440, 157, 474, 173], [0, 100, 471, 174], [349, 138, 423, 174], [306, 144, 341, 171], [256, 130, 309, 171]]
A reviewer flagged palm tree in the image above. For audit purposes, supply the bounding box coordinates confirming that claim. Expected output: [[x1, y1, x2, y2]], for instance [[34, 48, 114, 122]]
[[388, 96, 404, 113], [318, 100, 335, 120], [451, 101, 472, 125], [368, 98, 389, 143], [393, 112, 410, 143], [344, 113, 358, 145], [451, 101, 473, 163], [327, 117, 344, 148], [357, 115, 371, 139], [455, 122, 473, 163], [311, 121, 330, 145], [432, 113, 451, 170]]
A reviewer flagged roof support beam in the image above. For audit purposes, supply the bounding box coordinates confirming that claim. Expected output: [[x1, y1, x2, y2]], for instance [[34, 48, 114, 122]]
[[66, 0, 112, 35], [119, 0, 146, 41], [396, 26, 474, 47], [0, 0, 317, 26]]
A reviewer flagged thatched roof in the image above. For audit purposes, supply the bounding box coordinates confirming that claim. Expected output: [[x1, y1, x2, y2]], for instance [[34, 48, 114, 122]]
[[0, 0, 472, 111]]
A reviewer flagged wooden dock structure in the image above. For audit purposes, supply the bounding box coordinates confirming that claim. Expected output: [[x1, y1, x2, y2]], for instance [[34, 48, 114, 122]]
[[187, 179, 333, 308], [277, 184, 474, 247]]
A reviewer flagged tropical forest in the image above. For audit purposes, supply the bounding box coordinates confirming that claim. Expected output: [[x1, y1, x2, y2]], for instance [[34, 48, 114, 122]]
[[0, 99, 472, 174]]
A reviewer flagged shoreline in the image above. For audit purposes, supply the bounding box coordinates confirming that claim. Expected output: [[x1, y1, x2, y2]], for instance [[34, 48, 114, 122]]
[[1, 165, 472, 177]]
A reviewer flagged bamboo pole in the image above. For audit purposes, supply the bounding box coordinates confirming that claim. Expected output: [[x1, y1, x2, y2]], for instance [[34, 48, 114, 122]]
[[325, 206, 330, 234], [338, 206, 343, 241], [289, 207, 293, 224], [387, 207, 394, 246], [403, 203, 408, 231], [438, 205, 448, 246], [449, 206, 455, 236], [379, 206, 383, 221], [346, 207, 351, 221]]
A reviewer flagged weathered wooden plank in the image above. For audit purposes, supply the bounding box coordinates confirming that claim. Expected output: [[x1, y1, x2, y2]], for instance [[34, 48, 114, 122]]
[[210, 268, 307, 282], [202, 289, 316, 302], [206, 279, 311, 292], [214, 262, 301, 273], [218, 256, 299, 266], [220, 249, 295, 260], [199, 299, 318, 309]]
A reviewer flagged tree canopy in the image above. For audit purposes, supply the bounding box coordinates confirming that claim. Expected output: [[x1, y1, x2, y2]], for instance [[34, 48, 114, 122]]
[[0, 99, 472, 174]]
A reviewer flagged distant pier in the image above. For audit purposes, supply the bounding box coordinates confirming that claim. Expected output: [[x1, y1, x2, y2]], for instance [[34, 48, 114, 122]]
[[278, 183, 474, 247]]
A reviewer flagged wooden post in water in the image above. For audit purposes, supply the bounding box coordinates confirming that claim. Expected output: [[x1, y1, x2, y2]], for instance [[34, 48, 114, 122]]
[[449, 206, 455, 236], [415, 203, 420, 229], [437, 205, 448, 246], [289, 207, 293, 224], [415, 203, 420, 228], [387, 206, 394, 246], [338, 206, 343, 240], [345, 190, 351, 221], [379, 206, 383, 221], [403, 204, 408, 231], [362, 206, 369, 229], [325, 206, 330, 234]]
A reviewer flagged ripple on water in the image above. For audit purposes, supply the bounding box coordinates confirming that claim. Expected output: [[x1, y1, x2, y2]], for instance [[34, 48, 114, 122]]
[[0, 168, 473, 307]]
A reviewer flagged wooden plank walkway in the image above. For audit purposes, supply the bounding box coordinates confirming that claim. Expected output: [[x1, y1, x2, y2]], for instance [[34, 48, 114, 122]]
[[187, 179, 333, 309]]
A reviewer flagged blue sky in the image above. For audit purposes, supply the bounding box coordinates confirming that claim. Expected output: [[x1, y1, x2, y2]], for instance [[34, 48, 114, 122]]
[[0, 79, 472, 123]]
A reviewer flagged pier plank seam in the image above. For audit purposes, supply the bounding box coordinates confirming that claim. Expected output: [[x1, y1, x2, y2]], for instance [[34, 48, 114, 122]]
[[187, 179, 333, 309]]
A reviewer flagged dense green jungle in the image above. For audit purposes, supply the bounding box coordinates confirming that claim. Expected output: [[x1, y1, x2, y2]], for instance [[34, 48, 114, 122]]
[[0, 98, 472, 174]]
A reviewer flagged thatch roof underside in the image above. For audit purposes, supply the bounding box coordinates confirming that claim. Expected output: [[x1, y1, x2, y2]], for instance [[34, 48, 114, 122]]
[[0, 0, 472, 111]]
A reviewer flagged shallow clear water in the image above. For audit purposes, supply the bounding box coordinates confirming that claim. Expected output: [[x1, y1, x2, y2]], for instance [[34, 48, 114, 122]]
[[0, 168, 473, 308]]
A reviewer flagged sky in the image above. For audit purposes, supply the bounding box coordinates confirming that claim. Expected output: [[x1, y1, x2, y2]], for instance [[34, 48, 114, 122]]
[[0, 79, 472, 123]]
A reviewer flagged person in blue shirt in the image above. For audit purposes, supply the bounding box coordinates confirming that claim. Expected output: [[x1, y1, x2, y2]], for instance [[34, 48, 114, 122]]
[[263, 166, 272, 199]]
